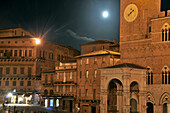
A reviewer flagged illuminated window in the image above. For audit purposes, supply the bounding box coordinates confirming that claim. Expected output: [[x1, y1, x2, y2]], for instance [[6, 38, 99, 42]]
[[63, 72, 66, 82], [56, 99, 59, 107], [80, 59, 82, 65], [86, 70, 89, 78], [70, 72, 73, 79], [86, 58, 89, 64], [94, 58, 97, 64], [94, 70, 97, 78], [102, 57, 105, 63]]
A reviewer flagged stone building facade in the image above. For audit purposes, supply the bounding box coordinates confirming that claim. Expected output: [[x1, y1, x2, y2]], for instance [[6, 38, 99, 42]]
[[99, 0, 170, 113], [0, 27, 79, 105], [76, 40, 120, 113], [41, 61, 77, 112]]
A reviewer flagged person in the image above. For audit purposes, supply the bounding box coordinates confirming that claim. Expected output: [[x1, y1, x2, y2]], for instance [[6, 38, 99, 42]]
[[2, 103, 5, 111], [8, 106, 10, 113], [14, 106, 16, 113]]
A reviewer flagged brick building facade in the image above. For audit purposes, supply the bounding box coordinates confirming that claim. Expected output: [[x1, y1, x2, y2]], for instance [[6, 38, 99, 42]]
[[0, 27, 79, 105]]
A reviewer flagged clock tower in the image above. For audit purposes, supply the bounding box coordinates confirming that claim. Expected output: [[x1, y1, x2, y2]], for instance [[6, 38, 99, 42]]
[[120, 0, 164, 64]]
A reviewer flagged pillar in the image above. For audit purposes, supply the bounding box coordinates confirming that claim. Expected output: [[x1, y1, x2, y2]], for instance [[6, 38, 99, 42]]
[[117, 90, 123, 113], [139, 92, 146, 113], [100, 89, 107, 113]]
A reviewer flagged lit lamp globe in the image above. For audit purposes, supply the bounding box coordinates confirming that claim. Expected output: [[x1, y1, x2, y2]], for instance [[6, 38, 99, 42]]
[[7, 93, 13, 97]]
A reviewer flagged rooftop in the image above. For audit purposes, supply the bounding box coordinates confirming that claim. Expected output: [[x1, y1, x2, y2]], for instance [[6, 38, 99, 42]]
[[102, 63, 146, 69], [81, 40, 117, 46]]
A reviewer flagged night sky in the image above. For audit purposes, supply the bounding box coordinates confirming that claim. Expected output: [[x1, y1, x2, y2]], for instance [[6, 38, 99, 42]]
[[0, 0, 169, 50]]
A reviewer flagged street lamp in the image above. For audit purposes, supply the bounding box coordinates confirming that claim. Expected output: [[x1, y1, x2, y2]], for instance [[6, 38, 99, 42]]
[[35, 38, 40, 44]]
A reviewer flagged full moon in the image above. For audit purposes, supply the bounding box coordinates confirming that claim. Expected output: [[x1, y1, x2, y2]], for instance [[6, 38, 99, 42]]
[[102, 11, 109, 18]]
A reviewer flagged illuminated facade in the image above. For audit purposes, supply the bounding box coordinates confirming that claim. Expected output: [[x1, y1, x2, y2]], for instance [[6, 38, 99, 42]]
[[0, 27, 79, 104], [99, 0, 170, 113], [41, 61, 77, 112]]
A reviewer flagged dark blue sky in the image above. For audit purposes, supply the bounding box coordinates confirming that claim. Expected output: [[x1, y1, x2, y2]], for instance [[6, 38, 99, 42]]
[[0, 0, 169, 50]]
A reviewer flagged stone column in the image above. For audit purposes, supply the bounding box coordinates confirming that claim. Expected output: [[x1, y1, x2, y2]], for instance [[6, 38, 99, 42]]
[[117, 90, 123, 113], [100, 89, 107, 113], [139, 92, 146, 113]]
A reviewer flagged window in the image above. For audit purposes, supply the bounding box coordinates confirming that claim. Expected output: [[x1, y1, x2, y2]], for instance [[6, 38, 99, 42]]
[[5, 81, 9, 86], [8, 41, 10, 44], [70, 72, 73, 79], [70, 85, 72, 92], [10, 50, 12, 56], [14, 50, 17, 56], [27, 81, 31, 86], [20, 67, 24, 74], [86, 58, 89, 64], [102, 57, 105, 63], [101, 46, 104, 49], [13, 67, 17, 74], [80, 71, 82, 79], [50, 90, 53, 95], [57, 73, 59, 79], [29, 50, 32, 57], [56, 86, 59, 92], [94, 58, 97, 64], [80, 59, 82, 65], [63, 86, 66, 94], [85, 89, 88, 97], [28, 67, 32, 76], [94, 70, 97, 78], [1, 41, 4, 44], [162, 66, 170, 84], [20, 81, 24, 86], [44, 90, 48, 95], [13, 81, 16, 86], [0, 68, 3, 75], [149, 26, 151, 33], [22, 41, 25, 43], [86, 70, 88, 78], [39, 50, 42, 57], [25, 50, 27, 56], [51, 74, 53, 83], [147, 67, 153, 84], [63, 72, 66, 82], [6, 67, 10, 74], [19, 50, 22, 56], [162, 23, 170, 42], [15, 41, 18, 44]]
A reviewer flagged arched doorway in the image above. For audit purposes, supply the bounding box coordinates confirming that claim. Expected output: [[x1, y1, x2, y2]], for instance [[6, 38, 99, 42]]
[[147, 102, 154, 113], [130, 99, 137, 113], [107, 79, 123, 113], [130, 82, 139, 113], [163, 103, 167, 113]]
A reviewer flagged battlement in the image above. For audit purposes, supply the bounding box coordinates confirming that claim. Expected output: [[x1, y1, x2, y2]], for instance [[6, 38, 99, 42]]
[[158, 10, 170, 18]]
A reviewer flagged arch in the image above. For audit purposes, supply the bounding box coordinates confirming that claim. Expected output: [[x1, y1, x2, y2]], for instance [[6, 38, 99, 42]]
[[130, 81, 139, 92], [146, 92, 156, 105], [147, 102, 154, 113], [106, 77, 123, 90], [44, 89, 48, 95], [130, 99, 137, 113], [159, 92, 170, 105]]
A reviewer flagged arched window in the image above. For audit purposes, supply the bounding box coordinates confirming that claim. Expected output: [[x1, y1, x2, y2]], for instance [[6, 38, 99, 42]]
[[147, 67, 153, 85], [162, 23, 170, 42], [44, 89, 48, 95], [50, 90, 53, 95], [162, 66, 169, 84]]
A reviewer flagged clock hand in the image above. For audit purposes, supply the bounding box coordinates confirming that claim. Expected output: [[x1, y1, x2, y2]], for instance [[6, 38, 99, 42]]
[[128, 10, 134, 16]]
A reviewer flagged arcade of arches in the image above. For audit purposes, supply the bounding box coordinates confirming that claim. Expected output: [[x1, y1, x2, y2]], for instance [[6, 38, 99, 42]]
[[99, 63, 170, 113]]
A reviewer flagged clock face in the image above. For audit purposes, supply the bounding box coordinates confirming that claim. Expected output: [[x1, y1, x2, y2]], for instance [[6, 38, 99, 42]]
[[124, 4, 138, 22]]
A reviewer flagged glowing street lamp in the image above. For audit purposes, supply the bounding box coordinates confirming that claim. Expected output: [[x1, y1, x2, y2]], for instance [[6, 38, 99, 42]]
[[35, 38, 40, 44], [7, 93, 13, 97]]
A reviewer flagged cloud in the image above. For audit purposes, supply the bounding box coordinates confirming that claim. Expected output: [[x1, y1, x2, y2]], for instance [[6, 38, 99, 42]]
[[67, 29, 95, 41]]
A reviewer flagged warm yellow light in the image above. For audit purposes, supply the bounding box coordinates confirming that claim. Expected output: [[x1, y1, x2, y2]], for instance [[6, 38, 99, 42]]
[[8, 93, 13, 97], [36, 38, 40, 44]]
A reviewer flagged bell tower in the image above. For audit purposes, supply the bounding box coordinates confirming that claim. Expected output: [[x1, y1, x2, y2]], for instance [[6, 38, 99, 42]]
[[120, 0, 164, 64]]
